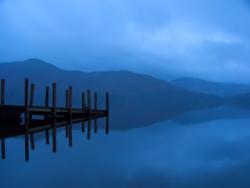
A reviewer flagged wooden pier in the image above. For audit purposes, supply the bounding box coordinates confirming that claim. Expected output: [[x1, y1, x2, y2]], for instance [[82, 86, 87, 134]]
[[0, 79, 110, 161]]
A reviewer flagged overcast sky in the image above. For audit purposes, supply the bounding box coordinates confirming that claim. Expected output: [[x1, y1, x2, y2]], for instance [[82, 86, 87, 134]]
[[0, 0, 250, 83]]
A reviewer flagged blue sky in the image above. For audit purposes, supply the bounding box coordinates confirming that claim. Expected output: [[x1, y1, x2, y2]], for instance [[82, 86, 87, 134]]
[[0, 0, 250, 82]]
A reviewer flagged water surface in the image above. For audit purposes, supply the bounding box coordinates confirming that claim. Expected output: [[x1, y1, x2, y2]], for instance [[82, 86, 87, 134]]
[[1, 107, 250, 188]]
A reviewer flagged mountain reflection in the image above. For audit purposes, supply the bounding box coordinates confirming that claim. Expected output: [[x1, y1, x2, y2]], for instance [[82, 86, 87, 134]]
[[1, 107, 250, 188]]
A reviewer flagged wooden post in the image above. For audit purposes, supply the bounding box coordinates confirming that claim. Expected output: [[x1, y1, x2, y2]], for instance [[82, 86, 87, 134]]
[[68, 86, 73, 147], [29, 84, 35, 106], [1, 79, 6, 159], [81, 92, 85, 133], [45, 86, 50, 145], [24, 78, 30, 162], [1, 138, 5, 160], [29, 83, 35, 150], [94, 92, 98, 134], [46, 129, 50, 145], [45, 86, 49, 107], [87, 90, 91, 140], [1, 79, 5, 105], [52, 83, 57, 153], [65, 89, 69, 138], [30, 134, 35, 150], [105, 92, 109, 135]]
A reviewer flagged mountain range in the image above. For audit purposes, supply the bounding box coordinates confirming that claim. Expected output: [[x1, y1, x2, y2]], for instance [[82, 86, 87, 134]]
[[0, 59, 249, 129], [172, 77, 250, 96]]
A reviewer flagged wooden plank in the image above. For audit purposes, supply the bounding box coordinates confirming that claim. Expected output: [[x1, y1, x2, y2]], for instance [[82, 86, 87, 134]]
[[0, 113, 107, 139], [0, 104, 106, 115], [0, 104, 100, 114]]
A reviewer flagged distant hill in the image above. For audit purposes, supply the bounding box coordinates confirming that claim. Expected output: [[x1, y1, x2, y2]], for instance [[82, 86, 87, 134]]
[[172, 77, 250, 96], [229, 93, 250, 109], [0, 59, 224, 129]]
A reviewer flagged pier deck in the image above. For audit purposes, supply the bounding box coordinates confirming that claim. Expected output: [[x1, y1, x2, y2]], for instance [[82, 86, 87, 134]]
[[0, 78, 110, 161]]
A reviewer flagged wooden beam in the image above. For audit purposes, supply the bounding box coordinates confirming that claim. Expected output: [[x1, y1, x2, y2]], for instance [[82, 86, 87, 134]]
[[0, 110, 107, 138]]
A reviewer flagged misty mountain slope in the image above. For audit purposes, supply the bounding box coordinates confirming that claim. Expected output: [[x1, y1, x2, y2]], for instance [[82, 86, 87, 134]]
[[229, 93, 250, 109], [0, 59, 224, 129], [172, 77, 250, 96]]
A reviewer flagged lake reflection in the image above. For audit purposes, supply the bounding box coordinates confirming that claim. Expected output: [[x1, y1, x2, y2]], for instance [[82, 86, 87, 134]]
[[1, 107, 250, 188]]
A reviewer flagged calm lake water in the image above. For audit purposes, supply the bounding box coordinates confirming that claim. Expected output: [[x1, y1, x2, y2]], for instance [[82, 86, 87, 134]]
[[1, 107, 250, 188]]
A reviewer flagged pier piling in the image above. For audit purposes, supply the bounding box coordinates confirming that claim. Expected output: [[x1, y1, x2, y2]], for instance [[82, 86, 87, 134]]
[[45, 86, 50, 145], [94, 92, 98, 134], [106, 92, 109, 135], [29, 83, 35, 150], [52, 83, 57, 153], [0, 79, 110, 161], [1, 79, 6, 159], [68, 86, 73, 147], [87, 90, 91, 140], [24, 78, 30, 162], [65, 89, 69, 138], [81, 92, 85, 133]]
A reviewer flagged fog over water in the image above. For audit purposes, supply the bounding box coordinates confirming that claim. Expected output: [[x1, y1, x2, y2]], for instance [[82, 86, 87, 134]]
[[1, 107, 250, 188]]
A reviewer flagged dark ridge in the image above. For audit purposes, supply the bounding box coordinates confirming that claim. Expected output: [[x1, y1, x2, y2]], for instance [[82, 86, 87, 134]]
[[172, 77, 250, 96], [0, 59, 229, 129]]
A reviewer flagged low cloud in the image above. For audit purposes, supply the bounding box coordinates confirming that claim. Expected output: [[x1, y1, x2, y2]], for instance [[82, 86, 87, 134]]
[[0, 0, 250, 82]]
